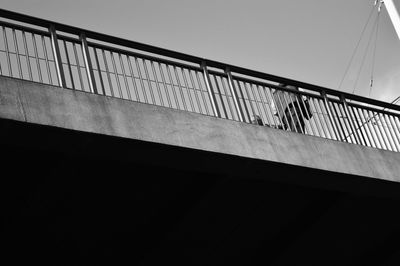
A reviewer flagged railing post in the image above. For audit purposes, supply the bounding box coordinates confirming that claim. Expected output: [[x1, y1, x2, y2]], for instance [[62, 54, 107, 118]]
[[80, 33, 97, 94], [225, 67, 244, 122], [49, 25, 66, 88], [201, 61, 220, 118], [321, 91, 340, 140]]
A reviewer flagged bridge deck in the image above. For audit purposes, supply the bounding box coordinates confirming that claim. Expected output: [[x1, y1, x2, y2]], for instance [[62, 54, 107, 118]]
[[1, 76, 399, 183]]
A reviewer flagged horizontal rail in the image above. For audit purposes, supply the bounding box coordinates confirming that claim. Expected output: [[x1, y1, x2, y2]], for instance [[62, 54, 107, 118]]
[[348, 101, 400, 118], [0, 8, 399, 152], [0, 19, 50, 37], [87, 41, 203, 73]]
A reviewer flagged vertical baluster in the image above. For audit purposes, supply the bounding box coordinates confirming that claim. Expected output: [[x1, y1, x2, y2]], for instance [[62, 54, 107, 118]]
[[195, 70, 211, 116], [142, 59, 156, 104], [236, 80, 252, 122], [290, 91, 310, 135], [369, 110, 386, 149], [383, 114, 400, 151], [110, 52, 122, 98], [0, 50, 2, 75], [212, 75, 227, 118], [157, 62, 172, 108], [201, 62, 220, 117], [119, 53, 131, 100], [366, 108, 380, 148], [350, 106, 370, 147], [3, 26, 12, 76], [394, 116, 400, 135], [309, 98, 325, 138], [220, 75, 235, 119], [317, 98, 335, 139], [300, 94, 316, 135], [63, 41, 75, 89], [225, 68, 244, 122], [337, 102, 353, 143], [322, 92, 341, 140], [376, 112, 393, 150], [151, 61, 164, 106], [188, 69, 203, 114], [93, 48, 105, 94], [378, 113, 395, 151], [135, 57, 148, 103], [391, 115, 400, 149], [249, 83, 264, 123], [80, 33, 97, 93], [102, 49, 114, 97], [341, 96, 362, 144], [314, 98, 330, 138], [270, 87, 285, 129], [173, 66, 187, 110], [256, 85, 272, 126], [180, 67, 195, 111], [73, 43, 85, 90], [332, 102, 348, 142], [166, 64, 179, 109], [22, 31, 33, 81], [275, 90, 291, 131], [127, 55, 140, 101], [49, 25, 66, 87], [244, 82, 258, 120], [12, 29, 23, 79], [42, 36, 53, 85], [357, 107, 376, 148], [348, 105, 368, 146], [265, 86, 282, 127], [263, 86, 281, 126], [301, 95, 317, 136], [282, 91, 302, 133], [32, 33, 42, 83]]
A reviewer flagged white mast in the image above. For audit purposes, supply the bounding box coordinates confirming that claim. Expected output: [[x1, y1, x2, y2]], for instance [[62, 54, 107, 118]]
[[382, 0, 400, 40]]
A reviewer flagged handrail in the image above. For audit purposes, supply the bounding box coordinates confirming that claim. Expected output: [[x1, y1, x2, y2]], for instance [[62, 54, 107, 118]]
[[0, 8, 399, 152]]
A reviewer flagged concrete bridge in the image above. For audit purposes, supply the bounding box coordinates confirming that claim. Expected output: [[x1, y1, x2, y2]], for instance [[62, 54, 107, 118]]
[[2, 76, 400, 265], [1, 8, 400, 265]]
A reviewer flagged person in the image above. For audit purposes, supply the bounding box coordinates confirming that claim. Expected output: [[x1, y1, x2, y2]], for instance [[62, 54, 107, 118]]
[[273, 83, 312, 133]]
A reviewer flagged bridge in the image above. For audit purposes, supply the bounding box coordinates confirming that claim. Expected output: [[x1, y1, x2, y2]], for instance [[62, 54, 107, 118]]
[[1, 8, 400, 265]]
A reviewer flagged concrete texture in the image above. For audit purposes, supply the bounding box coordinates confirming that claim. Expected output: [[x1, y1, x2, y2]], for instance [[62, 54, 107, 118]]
[[1, 76, 399, 182]]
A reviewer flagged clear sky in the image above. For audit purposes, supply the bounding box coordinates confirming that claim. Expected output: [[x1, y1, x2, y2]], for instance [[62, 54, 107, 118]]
[[1, 0, 400, 103]]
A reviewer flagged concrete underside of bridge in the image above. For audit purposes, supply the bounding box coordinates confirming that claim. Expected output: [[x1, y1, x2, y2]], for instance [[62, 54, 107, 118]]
[[2, 77, 400, 265]]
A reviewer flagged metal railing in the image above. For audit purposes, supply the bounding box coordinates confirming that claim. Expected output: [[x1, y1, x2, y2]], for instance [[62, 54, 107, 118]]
[[0, 8, 399, 152]]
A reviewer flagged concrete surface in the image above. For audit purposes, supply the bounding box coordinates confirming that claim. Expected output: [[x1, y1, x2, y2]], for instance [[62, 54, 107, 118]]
[[1, 76, 399, 182]]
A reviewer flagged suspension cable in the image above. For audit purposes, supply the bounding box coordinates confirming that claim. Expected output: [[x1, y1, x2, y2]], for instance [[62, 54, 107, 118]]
[[352, 13, 380, 94], [369, 7, 381, 97], [337, 4, 376, 91]]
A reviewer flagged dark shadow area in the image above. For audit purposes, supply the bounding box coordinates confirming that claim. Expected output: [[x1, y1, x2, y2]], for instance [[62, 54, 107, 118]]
[[1, 118, 400, 265]]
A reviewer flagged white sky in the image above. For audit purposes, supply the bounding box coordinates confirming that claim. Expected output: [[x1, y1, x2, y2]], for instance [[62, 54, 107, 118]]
[[1, 0, 400, 102]]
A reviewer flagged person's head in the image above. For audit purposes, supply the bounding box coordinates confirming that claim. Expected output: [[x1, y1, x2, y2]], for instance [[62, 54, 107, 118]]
[[278, 83, 298, 91], [287, 85, 299, 91]]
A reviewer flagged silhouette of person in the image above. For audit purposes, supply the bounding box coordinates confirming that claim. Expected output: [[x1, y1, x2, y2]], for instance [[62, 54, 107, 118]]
[[275, 84, 312, 133]]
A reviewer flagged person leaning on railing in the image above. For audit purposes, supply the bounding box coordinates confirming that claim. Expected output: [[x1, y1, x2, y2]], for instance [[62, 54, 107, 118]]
[[273, 84, 313, 133]]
